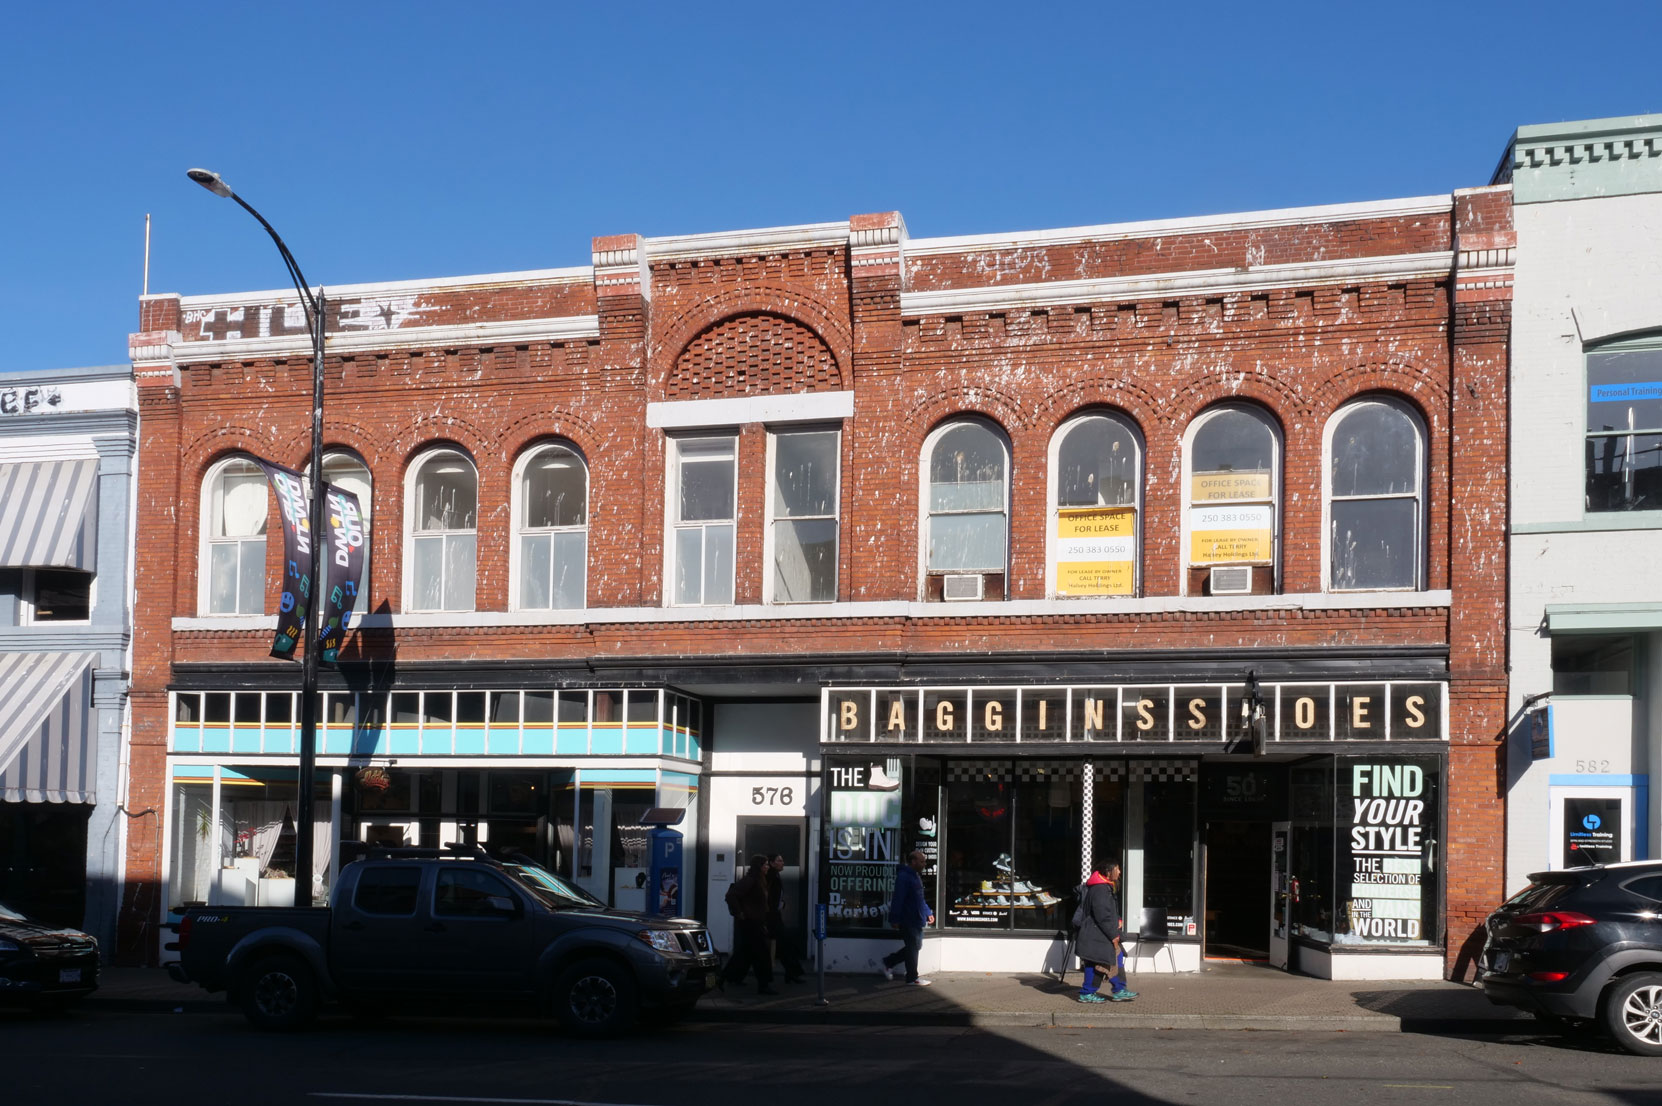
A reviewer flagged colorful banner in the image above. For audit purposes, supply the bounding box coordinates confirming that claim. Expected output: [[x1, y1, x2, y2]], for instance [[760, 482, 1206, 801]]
[[1054, 507, 1135, 596], [1188, 504, 1273, 563], [256, 460, 313, 659], [317, 484, 366, 664]]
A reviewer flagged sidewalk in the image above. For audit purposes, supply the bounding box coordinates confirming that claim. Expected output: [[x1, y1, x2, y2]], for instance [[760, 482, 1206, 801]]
[[90, 961, 1530, 1033]]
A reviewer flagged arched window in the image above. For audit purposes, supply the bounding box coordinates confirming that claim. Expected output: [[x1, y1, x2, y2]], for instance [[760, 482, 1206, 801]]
[[1049, 411, 1142, 597], [923, 418, 1009, 600], [320, 452, 372, 612], [1183, 404, 1280, 595], [200, 455, 268, 615], [405, 448, 477, 612], [1326, 397, 1426, 590], [513, 442, 588, 610]]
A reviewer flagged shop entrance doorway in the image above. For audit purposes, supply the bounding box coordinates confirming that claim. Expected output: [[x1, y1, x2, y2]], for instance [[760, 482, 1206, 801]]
[[1203, 819, 1271, 960], [739, 818, 807, 969]]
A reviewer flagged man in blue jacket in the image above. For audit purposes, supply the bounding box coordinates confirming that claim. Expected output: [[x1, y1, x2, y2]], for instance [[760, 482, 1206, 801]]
[[881, 850, 935, 986]]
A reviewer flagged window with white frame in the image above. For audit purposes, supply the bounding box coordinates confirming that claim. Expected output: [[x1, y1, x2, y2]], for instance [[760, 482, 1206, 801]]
[[768, 427, 839, 603], [1050, 411, 1142, 597], [514, 442, 588, 610], [0, 567, 92, 624], [202, 455, 268, 615], [320, 452, 372, 612], [669, 435, 736, 605], [1184, 404, 1280, 593], [1326, 397, 1425, 590], [924, 418, 1009, 595], [406, 448, 477, 612], [1585, 336, 1662, 512]]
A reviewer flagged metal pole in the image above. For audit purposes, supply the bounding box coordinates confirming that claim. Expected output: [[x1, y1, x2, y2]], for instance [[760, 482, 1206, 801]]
[[294, 288, 326, 904]]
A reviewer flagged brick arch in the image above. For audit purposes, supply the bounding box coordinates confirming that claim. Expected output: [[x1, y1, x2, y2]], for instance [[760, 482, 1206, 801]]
[[900, 384, 1030, 438], [664, 311, 845, 399], [497, 407, 603, 465], [386, 414, 493, 472], [182, 427, 283, 485], [1034, 375, 1165, 440], [1307, 361, 1449, 435], [1167, 369, 1310, 436], [650, 284, 852, 392]]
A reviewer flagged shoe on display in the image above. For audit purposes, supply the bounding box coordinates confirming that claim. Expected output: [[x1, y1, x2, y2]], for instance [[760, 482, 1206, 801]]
[[909, 978, 933, 986], [867, 758, 903, 791], [1077, 992, 1109, 1003], [882, 965, 895, 981]]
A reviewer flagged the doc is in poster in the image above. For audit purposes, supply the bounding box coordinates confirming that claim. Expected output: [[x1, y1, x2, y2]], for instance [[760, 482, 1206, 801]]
[[1335, 755, 1440, 946], [255, 460, 313, 659], [823, 755, 905, 931]]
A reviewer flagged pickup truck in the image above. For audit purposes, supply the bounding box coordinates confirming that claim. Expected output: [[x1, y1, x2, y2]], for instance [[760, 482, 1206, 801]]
[[168, 846, 720, 1034]]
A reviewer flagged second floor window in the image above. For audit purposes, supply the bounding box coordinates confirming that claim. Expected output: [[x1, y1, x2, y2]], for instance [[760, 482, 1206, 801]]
[[924, 418, 1009, 585], [670, 435, 735, 605], [1051, 411, 1141, 597], [203, 456, 268, 615], [407, 449, 476, 612], [1185, 404, 1280, 594], [1327, 397, 1425, 590], [1586, 338, 1662, 512], [515, 443, 588, 610], [769, 428, 839, 602]]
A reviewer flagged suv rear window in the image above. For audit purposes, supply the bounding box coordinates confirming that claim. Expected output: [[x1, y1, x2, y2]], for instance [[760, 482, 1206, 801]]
[[354, 867, 422, 915], [1500, 877, 1579, 913]]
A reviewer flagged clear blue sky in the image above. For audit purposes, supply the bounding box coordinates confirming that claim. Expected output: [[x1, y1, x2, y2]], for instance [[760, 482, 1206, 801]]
[[2, 1, 1657, 372]]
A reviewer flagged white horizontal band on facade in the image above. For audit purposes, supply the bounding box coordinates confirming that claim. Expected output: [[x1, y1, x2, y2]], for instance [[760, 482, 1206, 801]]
[[900, 251, 1457, 317], [162, 266, 594, 311], [171, 589, 1452, 632], [174, 315, 602, 364], [905, 194, 1454, 257], [646, 391, 855, 429], [643, 221, 852, 263]]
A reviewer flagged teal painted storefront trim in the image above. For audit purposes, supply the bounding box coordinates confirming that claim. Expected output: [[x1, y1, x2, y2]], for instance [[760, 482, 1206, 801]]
[[1545, 602, 1662, 633]]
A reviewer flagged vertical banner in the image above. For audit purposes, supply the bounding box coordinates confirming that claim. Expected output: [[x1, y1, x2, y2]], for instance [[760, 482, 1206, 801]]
[[256, 460, 313, 660], [317, 483, 366, 663]]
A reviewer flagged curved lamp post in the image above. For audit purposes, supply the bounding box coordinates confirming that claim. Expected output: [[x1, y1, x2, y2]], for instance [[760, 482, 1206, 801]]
[[187, 168, 328, 903]]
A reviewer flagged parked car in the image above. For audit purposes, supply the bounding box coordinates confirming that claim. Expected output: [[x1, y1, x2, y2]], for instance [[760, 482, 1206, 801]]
[[168, 846, 720, 1035], [0, 900, 100, 1011], [1479, 860, 1662, 1055]]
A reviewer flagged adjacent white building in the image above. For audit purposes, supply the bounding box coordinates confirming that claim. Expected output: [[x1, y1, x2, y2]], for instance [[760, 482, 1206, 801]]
[[1505, 115, 1662, 886]]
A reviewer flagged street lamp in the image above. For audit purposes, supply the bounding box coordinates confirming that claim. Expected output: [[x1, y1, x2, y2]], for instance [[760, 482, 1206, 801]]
[[188, 168, 328, 904]]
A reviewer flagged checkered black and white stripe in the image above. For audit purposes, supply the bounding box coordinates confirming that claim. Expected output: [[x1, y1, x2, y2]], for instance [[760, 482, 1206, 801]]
[[946, 761, 1013, 783], [1092, 759, 1196, 782]]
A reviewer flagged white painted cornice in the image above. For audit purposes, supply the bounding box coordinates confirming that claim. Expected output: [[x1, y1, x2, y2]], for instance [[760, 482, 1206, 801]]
[[169, 266, 593, 311], [171, 315, 601, 365], [905, 195, 1453, 257], [900, 251, 1455, 317], [647, 391, 854, 429], [644, 222, 851, 263]]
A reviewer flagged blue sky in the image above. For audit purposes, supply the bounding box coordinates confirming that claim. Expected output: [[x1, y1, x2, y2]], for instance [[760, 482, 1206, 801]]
[[2, 1, 1658, 372]]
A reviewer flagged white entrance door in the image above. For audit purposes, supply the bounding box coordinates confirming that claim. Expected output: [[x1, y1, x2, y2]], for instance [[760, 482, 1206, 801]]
[[1269, 821, 1290, 970]]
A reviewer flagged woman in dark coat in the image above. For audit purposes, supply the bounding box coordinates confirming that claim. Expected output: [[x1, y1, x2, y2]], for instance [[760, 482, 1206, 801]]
[[722, 855, 776, 994], [1074, 865, 1135, 1002]]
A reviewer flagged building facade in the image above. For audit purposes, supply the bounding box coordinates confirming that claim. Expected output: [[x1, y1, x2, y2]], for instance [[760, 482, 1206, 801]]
[[1504, 115, 1662, 887], [121, 187, 1512, 980], [0, 364, 138, 950]]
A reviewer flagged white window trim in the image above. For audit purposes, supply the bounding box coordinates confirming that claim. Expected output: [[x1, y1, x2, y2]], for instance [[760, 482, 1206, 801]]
[[1179, 404, 1282, 597], [12, 567, 95, 626], [509, 442, 589, 612], [1045, 411, 1144, 599], [763, 425, 841, 605], [402, 447, 478, 613], [665, 432, 739, 607], [918, 417, 1012, 597], [197, 453, 268, 617], [1321, 397, 1427, 593]]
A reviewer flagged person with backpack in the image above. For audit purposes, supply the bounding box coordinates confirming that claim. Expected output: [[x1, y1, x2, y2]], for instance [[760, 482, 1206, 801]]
[[721, 855, 777, 994], [1073, 861, 1137, 1003]]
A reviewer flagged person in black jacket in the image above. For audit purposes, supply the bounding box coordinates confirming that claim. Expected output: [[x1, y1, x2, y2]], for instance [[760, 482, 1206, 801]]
[[765, 854, 806, 984], [722, 855, 776, 994], [1074, 862, 1137, 1003]]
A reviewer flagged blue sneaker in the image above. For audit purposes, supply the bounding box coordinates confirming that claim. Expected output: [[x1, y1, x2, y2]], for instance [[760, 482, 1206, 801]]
[[1077, 992, 1108, 1003], [1110, 990, 1138, 1001]]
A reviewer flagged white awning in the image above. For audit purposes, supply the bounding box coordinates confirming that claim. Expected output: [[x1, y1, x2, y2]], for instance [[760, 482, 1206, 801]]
[[0, 459, 99, 570], [0, 651, 97, 804]]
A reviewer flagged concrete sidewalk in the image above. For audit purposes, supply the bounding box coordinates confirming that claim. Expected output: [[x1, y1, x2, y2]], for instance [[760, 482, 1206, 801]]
[[89, 961, 1531, 1033]]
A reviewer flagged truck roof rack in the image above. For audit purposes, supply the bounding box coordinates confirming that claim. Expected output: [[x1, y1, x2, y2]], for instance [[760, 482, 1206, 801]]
[[342, 841, 501, 864]]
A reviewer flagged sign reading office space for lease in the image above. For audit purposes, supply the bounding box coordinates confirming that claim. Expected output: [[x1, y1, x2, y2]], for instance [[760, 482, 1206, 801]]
[[1189, 471, 1273, 564], [1055, 507, 1135, 596]]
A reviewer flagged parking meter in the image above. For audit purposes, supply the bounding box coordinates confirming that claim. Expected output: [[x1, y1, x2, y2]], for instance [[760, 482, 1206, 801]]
[[642, 807, 687, 916]]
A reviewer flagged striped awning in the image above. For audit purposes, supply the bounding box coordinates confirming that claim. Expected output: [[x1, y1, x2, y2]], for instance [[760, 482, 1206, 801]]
[[0, 652, 97, 804], [0, 459, 99, 570]]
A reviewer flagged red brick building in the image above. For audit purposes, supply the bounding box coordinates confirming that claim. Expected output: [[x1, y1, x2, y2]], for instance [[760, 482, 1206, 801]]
[[122, 187, 1512, 981]]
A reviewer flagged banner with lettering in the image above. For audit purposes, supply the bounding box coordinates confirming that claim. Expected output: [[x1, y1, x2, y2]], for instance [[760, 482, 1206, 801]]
[[1336, 756, 1438, 946], [824, 756, 905, 931], [255, 460, 313, 660], [316, 483, 367, 664]]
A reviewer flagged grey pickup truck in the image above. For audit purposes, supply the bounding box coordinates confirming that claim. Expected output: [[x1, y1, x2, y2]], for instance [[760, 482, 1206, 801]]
[[168, 846, 719, 1034]]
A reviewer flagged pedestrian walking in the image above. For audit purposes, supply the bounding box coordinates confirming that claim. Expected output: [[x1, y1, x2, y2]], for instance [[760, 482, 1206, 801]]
[[1074, 861, 1137, 1003], [765, 854, 806, 984], [721, 855, 777, 994], [881, 849, 935, 986]]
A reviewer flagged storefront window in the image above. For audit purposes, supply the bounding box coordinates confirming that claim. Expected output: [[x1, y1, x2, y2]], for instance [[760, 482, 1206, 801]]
[[1334, 755, 1439, 946], [169, 767, 332, 911], [823, 753, 911, 932], [1141, 772, 1196, 933], [1290, 759, 1335, 942], [944, 762, 1014, 927], [1009, 766, 1078, 931], [1090, 774, 1126, 882]]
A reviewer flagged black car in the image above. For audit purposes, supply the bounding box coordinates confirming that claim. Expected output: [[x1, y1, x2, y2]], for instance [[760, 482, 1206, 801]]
[[0, 901, 100, 1011], [1479, 860, 1662, 1055]]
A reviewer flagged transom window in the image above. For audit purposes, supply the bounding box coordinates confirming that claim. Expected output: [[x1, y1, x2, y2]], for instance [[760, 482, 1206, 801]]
[[670, 435, 736, 605], [768, 428, 839, 603], [1326, 397, 1426, 590], [514, 443, 588, 610], [406, 448, 477, 612], [1050, 411, 1142, 597], [924, 418, 1009, 585], [1183, 405, 1280, 595], [1585, 338, 1662, 512], [202, 455, 268, 615]]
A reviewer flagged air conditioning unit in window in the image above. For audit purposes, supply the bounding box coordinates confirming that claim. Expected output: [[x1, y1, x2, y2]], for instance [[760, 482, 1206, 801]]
[[1209, 566, 1253, 595], [941, 573, 985, 601]]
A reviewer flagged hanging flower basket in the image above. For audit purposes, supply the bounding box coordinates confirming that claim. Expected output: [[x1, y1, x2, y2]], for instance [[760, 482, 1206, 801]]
[[354, 766, 391, 793]]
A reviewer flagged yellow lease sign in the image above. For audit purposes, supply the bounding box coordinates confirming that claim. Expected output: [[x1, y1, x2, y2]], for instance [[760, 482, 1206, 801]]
[[1056, 508, 1135, 595], [1191, 471, 1271, 502]]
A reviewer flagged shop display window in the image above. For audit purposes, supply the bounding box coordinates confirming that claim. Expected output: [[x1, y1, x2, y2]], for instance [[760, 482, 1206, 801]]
[[943, 762, 1014, 927], [1141, 775, 1195, 932], [1333, 755, 1439, 946], [1290, 759, 1335, 942], [1090, 775, 1126, 884], [1009, 769, 1080, 931]]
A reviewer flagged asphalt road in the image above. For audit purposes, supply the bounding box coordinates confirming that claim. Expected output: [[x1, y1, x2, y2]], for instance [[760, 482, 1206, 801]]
[[4, 1006, 1661, 1106]]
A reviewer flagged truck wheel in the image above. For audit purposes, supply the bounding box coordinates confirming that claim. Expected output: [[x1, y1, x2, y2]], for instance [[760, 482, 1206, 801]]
[[240, 953, 318, 1032], [1603, 972, 1662, 1056], [551, 957, 637, 1036]]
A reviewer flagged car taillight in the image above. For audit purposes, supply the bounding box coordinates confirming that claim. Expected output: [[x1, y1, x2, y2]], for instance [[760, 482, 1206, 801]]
[[1528, 971, 1571, 983], [1513, 911, 1597, 933]]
